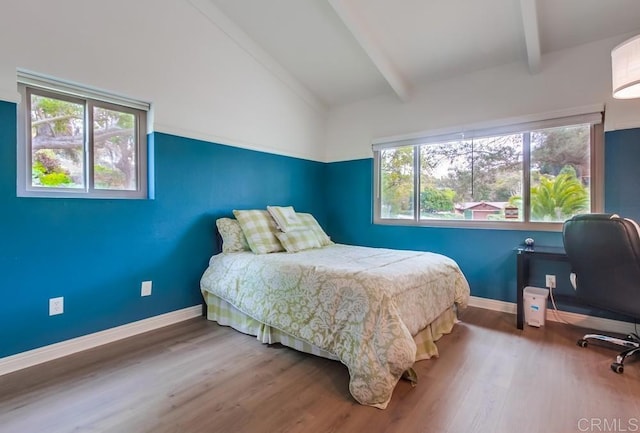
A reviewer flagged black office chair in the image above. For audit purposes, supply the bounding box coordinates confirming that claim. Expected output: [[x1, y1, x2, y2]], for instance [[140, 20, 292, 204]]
[[562, 213, 640, 373]]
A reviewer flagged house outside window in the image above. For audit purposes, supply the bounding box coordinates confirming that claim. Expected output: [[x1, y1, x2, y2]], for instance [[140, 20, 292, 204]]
[[373, 110, 604, 231], [17, 70, 150, 199]]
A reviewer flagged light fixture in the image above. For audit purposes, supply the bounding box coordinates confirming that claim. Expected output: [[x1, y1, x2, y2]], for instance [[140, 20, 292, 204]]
[[612, 35, 640, 99]]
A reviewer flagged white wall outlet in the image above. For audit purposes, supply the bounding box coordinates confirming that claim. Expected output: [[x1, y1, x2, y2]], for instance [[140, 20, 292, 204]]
[[545, 274, 556, 289], [49, 297, 64, 316], [141, 280, 152, 297]]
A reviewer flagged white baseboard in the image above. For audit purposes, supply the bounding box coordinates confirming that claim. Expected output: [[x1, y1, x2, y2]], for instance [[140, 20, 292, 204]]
[[2, 299, 636, 378], [468, 295, 638, 335], [468, 296, 517, 315], [0, 305, 202, 377]]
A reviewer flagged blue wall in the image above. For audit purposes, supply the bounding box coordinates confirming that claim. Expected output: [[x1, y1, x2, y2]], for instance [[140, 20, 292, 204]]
[[324, 136, 640, 317], [0, 100, 326, 358], [605, 128, 640, 217]]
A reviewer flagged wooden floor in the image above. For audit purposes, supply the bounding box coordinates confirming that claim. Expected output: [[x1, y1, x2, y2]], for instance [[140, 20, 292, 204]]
[[1, 307, 639, 433]]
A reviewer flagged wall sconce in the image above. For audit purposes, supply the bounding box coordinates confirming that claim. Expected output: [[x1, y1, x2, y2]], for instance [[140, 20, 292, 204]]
[[612, 35, 640, 99]]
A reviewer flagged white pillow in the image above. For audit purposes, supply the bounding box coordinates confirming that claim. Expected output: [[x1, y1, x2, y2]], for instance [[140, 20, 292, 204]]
[[267, 205, 305, 232]]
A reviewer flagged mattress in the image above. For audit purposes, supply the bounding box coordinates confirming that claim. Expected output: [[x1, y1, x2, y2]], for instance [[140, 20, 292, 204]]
[[200, 243, 470, 408], [203, 291, 461, 361]]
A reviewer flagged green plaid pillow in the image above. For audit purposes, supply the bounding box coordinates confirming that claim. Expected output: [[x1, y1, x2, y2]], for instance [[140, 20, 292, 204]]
[[276, 229, 321, 252], [296, 213, 333, 246], [216, 218, 250, 253], [233, 209, 284, 254]]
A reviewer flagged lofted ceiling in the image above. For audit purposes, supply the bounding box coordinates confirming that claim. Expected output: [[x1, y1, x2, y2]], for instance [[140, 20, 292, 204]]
[[198, 0, 640, 109]]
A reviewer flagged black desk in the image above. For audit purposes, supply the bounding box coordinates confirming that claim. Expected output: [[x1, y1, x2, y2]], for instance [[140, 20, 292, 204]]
[[515, 245, 568, 329]]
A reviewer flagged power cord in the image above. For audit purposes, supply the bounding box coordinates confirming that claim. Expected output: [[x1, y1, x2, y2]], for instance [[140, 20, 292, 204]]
[[548, 277, 640, 335], [548, 284, 571, 325]]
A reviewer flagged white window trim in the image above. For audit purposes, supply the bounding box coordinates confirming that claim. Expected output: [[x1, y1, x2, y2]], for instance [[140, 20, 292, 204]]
[[373, 109, 604, 231], [17, 70, 150, 112], [372, 105, 604, 149], [16, 70, 150, 199]]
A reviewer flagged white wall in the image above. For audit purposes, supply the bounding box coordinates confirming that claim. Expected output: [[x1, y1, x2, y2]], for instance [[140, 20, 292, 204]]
[[324, 35, 640, 162], [0, 0, 327, 161], [4, 2, 640, 164]]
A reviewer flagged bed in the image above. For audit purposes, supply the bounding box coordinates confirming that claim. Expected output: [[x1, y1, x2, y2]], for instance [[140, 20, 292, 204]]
[[200, 219, 470, 409]]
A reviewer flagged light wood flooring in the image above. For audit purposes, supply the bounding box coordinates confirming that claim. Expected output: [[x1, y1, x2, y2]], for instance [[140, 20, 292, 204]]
[[1, 307, 639, 433]]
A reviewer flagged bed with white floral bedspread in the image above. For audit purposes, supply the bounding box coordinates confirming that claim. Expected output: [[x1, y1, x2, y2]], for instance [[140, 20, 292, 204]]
[[200, 243, 470, 409]]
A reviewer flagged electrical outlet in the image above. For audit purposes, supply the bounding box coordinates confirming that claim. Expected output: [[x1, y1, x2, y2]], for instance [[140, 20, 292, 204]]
[[49, 297, 64, 316], [545, 274, 556, 289], [141, 280, 152, 297]]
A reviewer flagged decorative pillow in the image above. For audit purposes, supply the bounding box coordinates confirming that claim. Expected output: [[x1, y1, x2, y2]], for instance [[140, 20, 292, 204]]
[[276, 229, 321, 253], [233, 209, 284, 254], [296, 213, 333, 246], [216, 218, 250, 253], [267, 205, 305, 232]]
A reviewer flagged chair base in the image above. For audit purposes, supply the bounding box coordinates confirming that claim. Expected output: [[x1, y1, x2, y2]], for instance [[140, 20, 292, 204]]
[[577, 333, 640, 374]]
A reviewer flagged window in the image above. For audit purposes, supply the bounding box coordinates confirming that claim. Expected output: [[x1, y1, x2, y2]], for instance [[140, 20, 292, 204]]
[[373, 111, 604, 230], [17, 70, 149, 199]]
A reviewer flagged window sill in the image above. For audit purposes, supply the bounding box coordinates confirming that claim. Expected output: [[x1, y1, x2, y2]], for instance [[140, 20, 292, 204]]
[[373, 218, 563, 232], [17, 187, 149, 200]]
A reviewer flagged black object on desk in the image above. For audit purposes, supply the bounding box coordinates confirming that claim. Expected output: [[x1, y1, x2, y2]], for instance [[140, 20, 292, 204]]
[[515, 245, 568, 329]]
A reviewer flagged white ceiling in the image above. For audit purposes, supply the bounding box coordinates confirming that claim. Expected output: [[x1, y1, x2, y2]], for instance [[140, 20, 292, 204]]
[[204, 0, 640, 109]]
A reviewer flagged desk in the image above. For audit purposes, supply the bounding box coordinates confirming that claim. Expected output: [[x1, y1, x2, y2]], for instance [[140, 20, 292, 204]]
[[515, 245, 568, 329]]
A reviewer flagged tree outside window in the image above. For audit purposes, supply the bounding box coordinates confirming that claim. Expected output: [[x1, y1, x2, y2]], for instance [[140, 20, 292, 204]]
[[375, 119, 599, 227], [17, 72, 149, 199]]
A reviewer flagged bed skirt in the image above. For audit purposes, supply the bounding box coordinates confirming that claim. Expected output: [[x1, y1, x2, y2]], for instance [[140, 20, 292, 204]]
[[202, 291, 459, 362]]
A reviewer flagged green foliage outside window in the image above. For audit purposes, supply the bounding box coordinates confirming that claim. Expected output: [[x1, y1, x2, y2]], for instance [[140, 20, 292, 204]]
[[380, 147, 414, 218], [32, 149, 73, 187], [378, 123, 593, 223], [420, 187, 456, 213], [530, 167, 589, 221], [29, 93, 137, 191]]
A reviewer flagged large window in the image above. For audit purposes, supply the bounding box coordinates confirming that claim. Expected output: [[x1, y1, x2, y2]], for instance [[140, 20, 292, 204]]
[[17, 71, 149, 199], [374, 112, 603, 230]]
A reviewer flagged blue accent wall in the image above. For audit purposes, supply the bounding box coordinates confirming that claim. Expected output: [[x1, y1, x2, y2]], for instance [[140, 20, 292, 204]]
[[605, 128, 640, 221], [0, 100, 326, 358]]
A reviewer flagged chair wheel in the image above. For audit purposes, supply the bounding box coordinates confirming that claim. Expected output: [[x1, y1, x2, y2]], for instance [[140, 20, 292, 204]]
[[611, 362, 624, 374], [577, 339, 588, 348]]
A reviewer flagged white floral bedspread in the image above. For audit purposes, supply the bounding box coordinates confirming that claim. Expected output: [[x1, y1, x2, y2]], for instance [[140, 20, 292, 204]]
[[200, 244, 470, 408]]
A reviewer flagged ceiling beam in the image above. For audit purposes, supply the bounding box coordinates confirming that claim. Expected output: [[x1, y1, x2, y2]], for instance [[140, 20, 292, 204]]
[[520, 0, 542, 74], [328, 0, 411, 102]]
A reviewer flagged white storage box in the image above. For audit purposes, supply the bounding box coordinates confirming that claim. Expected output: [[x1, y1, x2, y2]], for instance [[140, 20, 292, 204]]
[[524, 286, 549, 327]]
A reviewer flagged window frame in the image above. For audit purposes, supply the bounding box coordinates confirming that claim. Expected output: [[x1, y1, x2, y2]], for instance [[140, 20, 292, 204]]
[[17, 71, 149, 199], [373, 113, 604, 231]]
